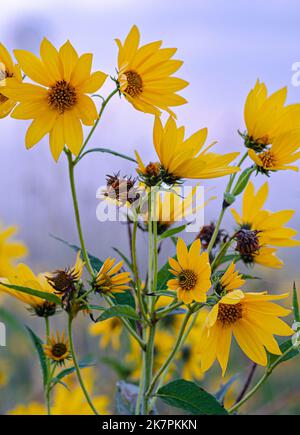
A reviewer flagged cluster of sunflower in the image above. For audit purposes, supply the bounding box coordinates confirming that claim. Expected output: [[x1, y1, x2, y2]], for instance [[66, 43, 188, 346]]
[[0, 25, 299, 416]]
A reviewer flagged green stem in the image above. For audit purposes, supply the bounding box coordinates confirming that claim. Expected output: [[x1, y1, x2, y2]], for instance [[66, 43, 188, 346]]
[[132, 218, 148, 322], [206, 152, 249, 256], [228, 346, 294, 414], [207, 207, 226, 255], [44, 317, 51, 415], [142, 191, 156, 415], [74, 87, 119, 165], [226, 151, 249, 194], [211, 233, 237, 271], [105, 296, 146, 350], [156, 301, 183, 319], [67, 151, 94, 277], [68, 316, 99, 415], [146, 310, 192, 400], [135, 331, 147, 415], [143, 324, 156, 414]]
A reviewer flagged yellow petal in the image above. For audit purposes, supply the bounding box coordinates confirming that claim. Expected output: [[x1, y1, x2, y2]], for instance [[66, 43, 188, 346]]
[[25, 110, 57, 149], [14, 49, 52, 86], [63, 111, 83, 156]]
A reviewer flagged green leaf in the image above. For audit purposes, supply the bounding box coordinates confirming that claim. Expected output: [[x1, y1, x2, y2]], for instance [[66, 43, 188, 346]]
[[87, 304, 106, 311], [112, 290, 136, 309], [293, 282, 300, 322], [159, 224, 187, 241], [269, 339, 299, 367], [0, 282, 61, 305], [156, 379, 228, 415], [26, 327, 48, 387], [79, 148, 137, 164], [50, 234, 103, 273], [96, 305, 139, 322], [232, 167, 255, 196]]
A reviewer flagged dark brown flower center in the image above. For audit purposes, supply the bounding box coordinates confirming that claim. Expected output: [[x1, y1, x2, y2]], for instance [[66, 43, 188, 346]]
[[52, 343, 67, 358], [124, 70, 143, 97], [48, 80, 77, 113], [178, 269, 197, 291], [217, 302, 243, 327], [235, 229, 261, 257], [47, 269, 78, 294], [104, 173, 140, 205]]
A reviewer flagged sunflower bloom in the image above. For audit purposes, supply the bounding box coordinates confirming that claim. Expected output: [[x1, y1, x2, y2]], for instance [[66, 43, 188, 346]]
[[95, 257, 131, 295], [199, 290, 293, 375], [0, 43, 22, 118], [231, 181, 300, 268], [167, 238, 211, 304], [10, 369, 110, 415], [44, 331, 71, 365], [248, 130, 300, 174], [0, 223, 27, 276], [1, 38, 107, 160], [136, 117, 240, 185], [116, 25, 188, 117], [0, 263, 56, 317], [141, 184, 209, 234], [217, 262, 245, 294], [243, 80, 300, 151], [89, 317, 123, 350]]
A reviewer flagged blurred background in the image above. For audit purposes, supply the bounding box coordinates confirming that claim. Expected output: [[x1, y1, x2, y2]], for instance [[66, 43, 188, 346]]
[[0, 0, 299, 415]]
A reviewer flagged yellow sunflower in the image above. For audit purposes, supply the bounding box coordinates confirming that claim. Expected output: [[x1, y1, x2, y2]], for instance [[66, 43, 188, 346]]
[[0, 223, 27, 276], [167, 238, 211, 304], [44, 330, 71, 365], [141, 184, 209, 234], [89, 317, 123, 350], [1, 38, 107, 160], [243, 79, 300, 150], [199, 290, 293, 376], [95, 257, 131, 295], [0, 43, 22, 118], [10, 369, 110, 415], [136, 116, 240, 185], [217, 262, 245, 294], [0, 263, 57, 317], [116, 25, 188, 117], [231, 181, 300, 268], [248, 130, 300, 174]]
